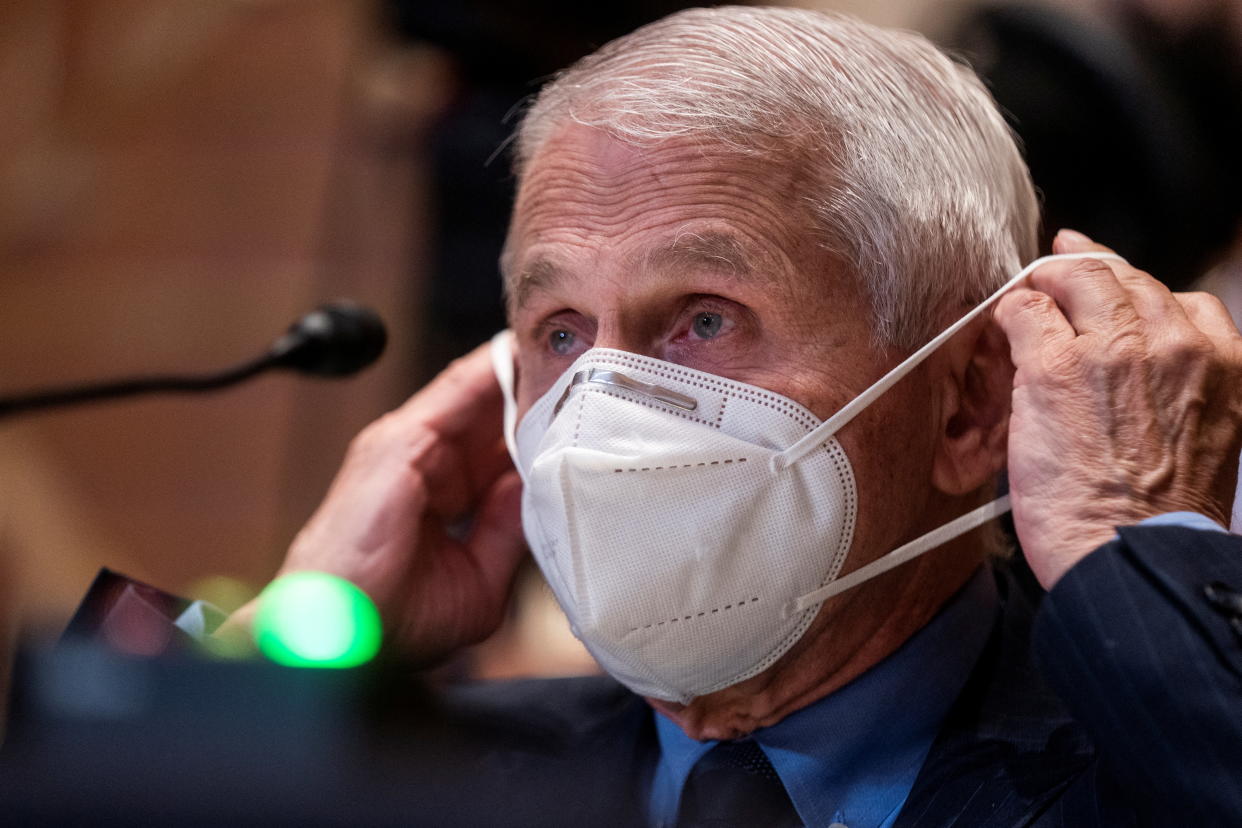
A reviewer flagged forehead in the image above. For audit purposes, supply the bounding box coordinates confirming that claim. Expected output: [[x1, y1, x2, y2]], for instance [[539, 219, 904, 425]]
[[504, 124, 829, 306]]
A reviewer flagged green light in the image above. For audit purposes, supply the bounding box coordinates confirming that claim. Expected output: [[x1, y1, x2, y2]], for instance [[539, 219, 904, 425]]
[[253, 572, 382, 668]]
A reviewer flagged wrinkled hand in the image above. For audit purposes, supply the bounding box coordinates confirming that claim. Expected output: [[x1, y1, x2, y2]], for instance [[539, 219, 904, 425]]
[[994, 230, 1242, 589], [226, 343, 526, 660]]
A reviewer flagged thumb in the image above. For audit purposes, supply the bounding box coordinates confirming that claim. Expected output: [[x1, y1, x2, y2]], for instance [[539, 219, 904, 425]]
[[467, 470, 527, 607]]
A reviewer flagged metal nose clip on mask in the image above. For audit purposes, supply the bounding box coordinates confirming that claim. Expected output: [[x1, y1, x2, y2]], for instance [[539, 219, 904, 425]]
[[491, 252, 1124, 703]]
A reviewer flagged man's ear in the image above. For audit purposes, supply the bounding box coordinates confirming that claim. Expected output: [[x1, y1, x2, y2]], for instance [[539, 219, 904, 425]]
[[931, 319, 1013, 496]]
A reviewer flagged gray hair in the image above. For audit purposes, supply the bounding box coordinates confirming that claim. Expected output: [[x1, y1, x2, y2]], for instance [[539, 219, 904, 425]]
[[509, 6, 1039, 348]]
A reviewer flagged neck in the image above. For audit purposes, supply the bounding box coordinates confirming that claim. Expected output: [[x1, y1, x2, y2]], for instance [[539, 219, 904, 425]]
[[647, 524, 992, 740]]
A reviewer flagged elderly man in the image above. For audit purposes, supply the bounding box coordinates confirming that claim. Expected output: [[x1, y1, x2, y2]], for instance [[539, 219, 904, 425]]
[[225, 7, 1242, 826]]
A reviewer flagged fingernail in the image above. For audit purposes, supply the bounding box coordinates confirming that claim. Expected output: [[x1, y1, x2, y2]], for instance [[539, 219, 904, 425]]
[[1055, 228, 1092, 250]]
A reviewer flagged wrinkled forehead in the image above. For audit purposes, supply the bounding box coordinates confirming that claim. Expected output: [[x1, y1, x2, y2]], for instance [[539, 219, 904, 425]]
[[501, 124, 834, 309]]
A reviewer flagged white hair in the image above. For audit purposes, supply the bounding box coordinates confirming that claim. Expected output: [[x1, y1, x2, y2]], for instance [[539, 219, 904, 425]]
[[509, 6, 1039, 348]]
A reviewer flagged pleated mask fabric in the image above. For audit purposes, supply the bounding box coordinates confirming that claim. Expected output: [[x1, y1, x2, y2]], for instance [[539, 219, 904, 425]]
[[491, 252, 1125, 703]]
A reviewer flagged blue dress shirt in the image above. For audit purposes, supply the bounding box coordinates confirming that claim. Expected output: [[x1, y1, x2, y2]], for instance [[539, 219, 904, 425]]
[[1132, 511, 1226, 534], [648, 566, 1000, 828], [647, 511, 1229, 828]]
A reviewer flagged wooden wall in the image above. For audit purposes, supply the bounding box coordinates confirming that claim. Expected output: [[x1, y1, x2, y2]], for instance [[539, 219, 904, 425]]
[[0, 0, 444, 634]]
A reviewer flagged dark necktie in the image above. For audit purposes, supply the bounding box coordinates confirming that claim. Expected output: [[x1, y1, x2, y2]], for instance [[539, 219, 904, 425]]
[[675, 740, 803, 828]]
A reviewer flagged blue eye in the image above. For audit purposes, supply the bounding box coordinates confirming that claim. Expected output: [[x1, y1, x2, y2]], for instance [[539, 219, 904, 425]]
[[691, 312, 724, 339], [549, 329, 576, 355]]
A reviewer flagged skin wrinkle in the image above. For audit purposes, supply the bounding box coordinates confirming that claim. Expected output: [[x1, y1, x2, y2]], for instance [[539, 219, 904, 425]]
[[651, 230, 756, 280], [512, 191, 795, 273], [505, 140, 804, 284], [506, 123, 1006, 739], [513, 231, 772, 313], [515, 7, 1039, 350]]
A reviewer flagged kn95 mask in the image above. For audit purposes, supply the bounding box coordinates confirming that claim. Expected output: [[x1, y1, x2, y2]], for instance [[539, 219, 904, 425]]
[[490, 252, 1124, 703]]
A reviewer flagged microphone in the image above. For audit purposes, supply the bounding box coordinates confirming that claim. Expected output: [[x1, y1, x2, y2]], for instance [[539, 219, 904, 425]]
[[268, 303, 387, 377], [0, 302, 388, 421]]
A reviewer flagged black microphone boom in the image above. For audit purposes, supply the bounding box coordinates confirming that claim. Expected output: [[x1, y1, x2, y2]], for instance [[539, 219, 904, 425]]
[[0, 302, 387, 421]]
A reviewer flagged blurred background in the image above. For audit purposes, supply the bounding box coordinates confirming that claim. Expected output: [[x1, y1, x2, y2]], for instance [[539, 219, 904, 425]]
[[2, 0, 1240, 689]]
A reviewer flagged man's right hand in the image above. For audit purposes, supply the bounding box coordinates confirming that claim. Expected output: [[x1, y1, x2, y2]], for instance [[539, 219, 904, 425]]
[[224, 343, 526, 661]]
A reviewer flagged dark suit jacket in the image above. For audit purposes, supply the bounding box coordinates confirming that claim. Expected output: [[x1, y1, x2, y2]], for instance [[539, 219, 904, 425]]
[[444, 526, 1242, 827]]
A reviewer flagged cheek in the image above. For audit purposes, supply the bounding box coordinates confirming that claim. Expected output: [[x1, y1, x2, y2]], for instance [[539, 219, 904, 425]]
[[774, 360, 859, 423], [850, 378, 937, 470], [836, 377, 941, 550], [514, 357, 559, 422]]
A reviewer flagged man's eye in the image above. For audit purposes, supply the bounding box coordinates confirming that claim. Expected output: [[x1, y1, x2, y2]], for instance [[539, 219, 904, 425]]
[[549, 329, 576, 355], [691, 312, 725, 340]]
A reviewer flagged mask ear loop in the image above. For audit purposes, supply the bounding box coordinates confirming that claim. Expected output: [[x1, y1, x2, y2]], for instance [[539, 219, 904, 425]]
[[777, 252, 1126, 612], [770, 252, 1125, 473], [792, 494, 1013, 612], [489, 329, 524, 476]]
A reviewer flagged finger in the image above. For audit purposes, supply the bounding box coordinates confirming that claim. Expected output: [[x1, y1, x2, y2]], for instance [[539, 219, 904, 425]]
[[344, 345, 509, 519], [1028, 255, 1139, 337], [1175, 291, 1242, 343], [1052, 228, 1187, 326], [993, 287, 1075, 370], [395, 343, 505, 438], [389, 343, 511, 514], [1051, 228, 1116, 257], [1112, 266, 1189, 326], [464, 435, 518, 497], [421, 434, 514, 519], [465, 470, 527, 607]]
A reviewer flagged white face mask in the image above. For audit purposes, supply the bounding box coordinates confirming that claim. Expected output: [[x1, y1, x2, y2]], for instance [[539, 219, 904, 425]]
[[491, 252, 1122, 703]]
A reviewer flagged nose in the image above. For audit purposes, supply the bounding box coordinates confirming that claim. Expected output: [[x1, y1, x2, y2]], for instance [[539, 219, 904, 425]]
[[589, 318, 660, 359]]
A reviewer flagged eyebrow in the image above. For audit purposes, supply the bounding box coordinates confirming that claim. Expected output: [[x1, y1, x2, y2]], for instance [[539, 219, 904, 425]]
[[508, 257, 566, 312], [649, 231, 758, 281], [508, 231, 766, 311]]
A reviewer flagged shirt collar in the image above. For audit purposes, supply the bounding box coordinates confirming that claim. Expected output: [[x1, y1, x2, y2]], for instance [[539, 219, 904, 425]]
[[650, 565, 999, 828]]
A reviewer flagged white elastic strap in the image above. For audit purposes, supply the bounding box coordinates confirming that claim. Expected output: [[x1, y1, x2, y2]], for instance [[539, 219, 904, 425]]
[[793, 494, 1012, 612], [489, 329, 522, 472], [772, 252, 1126, 471]]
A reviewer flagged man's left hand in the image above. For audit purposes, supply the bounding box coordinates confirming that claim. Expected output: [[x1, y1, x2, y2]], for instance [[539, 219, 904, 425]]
[[994, 230, 1242, 590]]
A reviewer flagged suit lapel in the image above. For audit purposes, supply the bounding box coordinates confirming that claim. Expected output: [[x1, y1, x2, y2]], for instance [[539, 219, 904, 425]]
[[895, 564, 1095, 828]]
